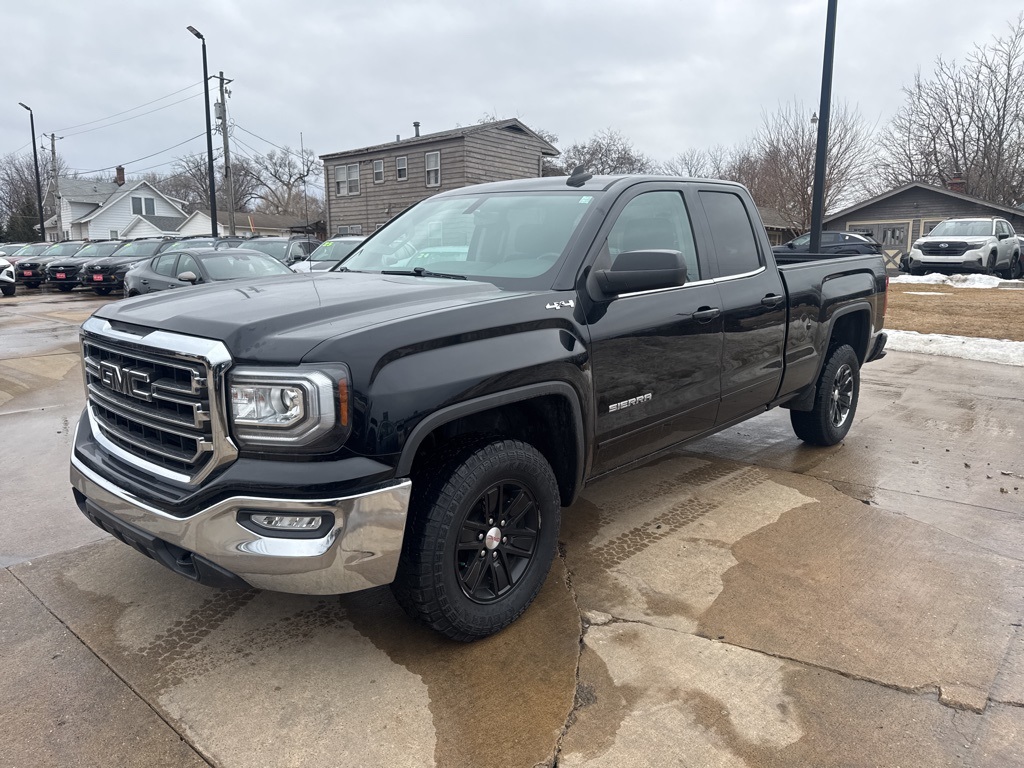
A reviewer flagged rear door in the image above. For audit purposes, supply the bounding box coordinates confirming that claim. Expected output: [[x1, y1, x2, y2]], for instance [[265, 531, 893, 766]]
[[586, 183, 724, 474], [694, 187, 787, 425]]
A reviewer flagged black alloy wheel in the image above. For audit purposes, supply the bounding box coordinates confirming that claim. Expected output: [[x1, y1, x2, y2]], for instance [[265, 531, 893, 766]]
[[455, 480, 540, 604], [790, 344, 861, 446], [391, 438, 561, 641]]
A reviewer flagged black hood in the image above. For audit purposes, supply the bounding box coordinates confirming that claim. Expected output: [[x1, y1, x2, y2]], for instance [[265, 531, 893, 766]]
[[95, 271, 525, 363]]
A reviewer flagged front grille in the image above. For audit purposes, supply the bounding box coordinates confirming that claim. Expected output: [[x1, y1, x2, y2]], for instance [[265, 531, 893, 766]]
[[48, 265, 81, 279], [921, 241, 971, 256], [81, 328, 233, 483]]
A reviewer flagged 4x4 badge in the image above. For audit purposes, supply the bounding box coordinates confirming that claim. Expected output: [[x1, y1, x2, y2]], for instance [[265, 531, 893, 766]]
[[545, 299, 575, 310]]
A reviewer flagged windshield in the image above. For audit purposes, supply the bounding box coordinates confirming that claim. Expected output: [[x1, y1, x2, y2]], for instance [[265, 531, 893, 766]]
[[13, 243, 50, 258], [109, 240, 165, 258], [310, 239, 363, 262], [243, 241, 289, 260], [76, 242, 122, 260], [340, 192, 598, 286], [929, 220, 994, 237], [200, 251, 294, 280], [41, 242, 84, 257]]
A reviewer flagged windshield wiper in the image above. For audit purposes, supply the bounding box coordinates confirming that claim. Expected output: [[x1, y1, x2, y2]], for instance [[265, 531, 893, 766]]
[[381, 267, 466, 280]]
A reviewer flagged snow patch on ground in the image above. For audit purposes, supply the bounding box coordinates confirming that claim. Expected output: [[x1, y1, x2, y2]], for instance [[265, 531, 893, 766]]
[[890, 274, 1017, 289], [886, 330, 1024, 367]]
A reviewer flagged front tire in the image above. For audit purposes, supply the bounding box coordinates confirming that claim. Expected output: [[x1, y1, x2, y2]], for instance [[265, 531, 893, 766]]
[[1, 285, 14, 297], [790, 344, 861, 446], [93, 287, 112, 296], [25, 281, 40, 289], [391, 439, 561, 642], [57, 284, 73, 292]]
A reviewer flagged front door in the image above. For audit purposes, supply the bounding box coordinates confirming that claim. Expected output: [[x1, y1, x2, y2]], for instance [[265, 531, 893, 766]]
[[586, 186, 724, 475]]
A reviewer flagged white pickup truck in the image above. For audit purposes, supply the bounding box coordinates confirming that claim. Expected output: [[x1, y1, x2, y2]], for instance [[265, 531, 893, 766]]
[[908, 217, 1022, 279]]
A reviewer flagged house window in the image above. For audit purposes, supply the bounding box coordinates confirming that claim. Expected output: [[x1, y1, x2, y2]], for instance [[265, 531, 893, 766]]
[[131, 197, 155, 215], [396, 156, 408, 181], [425, 152, 440, 187], [109, 229, 119, 239], [373, 160, 384, 184], [335, 164, 359, 196]]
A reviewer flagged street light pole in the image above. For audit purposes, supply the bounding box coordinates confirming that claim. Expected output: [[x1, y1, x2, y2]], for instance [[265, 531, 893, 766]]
[[809, 0, 838, 254], [17, 103, 46, 242], [187, 25, 218, 238]]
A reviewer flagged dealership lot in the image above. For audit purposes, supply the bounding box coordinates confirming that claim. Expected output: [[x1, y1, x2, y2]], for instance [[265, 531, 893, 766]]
[[1, 290, 1022, 767]]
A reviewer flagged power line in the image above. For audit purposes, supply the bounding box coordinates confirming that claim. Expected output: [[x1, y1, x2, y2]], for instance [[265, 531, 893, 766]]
[[51, 81, 205, 133], [233, 124, 310, 161], [62, 90, 211, 138], [76, 132, 207, 174]]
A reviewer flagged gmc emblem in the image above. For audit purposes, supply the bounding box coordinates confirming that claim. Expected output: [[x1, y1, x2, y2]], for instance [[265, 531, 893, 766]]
[[99, 361, 153, 402]]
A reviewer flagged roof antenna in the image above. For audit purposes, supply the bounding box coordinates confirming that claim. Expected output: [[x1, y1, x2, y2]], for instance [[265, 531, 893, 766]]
[[566, 165, 593, 188]]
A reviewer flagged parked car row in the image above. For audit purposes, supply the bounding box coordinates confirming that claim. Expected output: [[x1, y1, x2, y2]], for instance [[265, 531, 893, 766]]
[[1, 234, 322, 298]]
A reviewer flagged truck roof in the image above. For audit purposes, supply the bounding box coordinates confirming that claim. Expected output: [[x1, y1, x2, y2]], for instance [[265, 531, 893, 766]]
[[429, 174, 749, 198]]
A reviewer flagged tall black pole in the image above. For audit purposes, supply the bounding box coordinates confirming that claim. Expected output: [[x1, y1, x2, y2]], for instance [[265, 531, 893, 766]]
[[809, 0, 838, 253], [18, 103, 46, 242], [188, 26, 218, 237]]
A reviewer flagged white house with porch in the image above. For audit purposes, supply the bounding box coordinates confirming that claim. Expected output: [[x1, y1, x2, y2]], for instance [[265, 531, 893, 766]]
[[44, 178, 186, 241]]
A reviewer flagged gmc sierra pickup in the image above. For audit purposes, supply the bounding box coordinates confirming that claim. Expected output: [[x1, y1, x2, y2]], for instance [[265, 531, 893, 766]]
[[70, 174, 888, 641]]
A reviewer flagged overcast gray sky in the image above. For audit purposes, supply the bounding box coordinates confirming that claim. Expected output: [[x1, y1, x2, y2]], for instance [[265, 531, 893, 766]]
[[5, 0, 1023, 182]]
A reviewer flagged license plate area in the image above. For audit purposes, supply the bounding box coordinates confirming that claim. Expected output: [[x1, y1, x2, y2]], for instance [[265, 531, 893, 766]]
[[93, 274, 103, 282]]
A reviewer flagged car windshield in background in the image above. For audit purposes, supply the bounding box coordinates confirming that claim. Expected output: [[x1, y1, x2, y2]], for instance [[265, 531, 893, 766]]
[[242, 241, 289, 260], [12, 243, 51, 258], [42, 242, 83, 257], [341, 192, 598, 286], [200, 251, 293, 280], [930, 221, 994, 237], [184, 239, 216, 248], [310, 239, 362, 262], [113, 240, 165, 258], [76, 242, 122, 260]]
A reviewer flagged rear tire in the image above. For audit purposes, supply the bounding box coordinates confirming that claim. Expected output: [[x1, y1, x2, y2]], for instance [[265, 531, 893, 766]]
[[391, 438, 561, 642], [790, 344, 861, 446]]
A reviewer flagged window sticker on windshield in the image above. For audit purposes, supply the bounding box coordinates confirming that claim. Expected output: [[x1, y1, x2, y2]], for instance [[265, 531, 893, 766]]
[[323, 241, 332, 246], [579, 196, 593, 204]]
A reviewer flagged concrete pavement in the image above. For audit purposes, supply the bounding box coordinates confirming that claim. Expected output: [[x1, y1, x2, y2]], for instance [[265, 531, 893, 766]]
[[1, 289, 1022, 767]]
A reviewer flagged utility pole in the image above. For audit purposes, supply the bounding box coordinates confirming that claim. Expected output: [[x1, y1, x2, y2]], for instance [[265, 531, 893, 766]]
[[49, 133, 63, 241], [809, 0, 838, 254], [216, 71, 236, 236]]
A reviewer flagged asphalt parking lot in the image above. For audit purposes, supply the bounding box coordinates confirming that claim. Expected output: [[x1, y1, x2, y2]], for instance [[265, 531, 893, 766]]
[[1, 289, 1022, 767]]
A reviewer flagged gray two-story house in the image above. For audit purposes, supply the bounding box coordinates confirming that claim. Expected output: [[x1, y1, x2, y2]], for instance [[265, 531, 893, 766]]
[[320, 119, 558, 236]]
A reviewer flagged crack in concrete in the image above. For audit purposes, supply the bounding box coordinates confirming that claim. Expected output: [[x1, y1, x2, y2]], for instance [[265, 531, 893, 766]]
[[7, 567, 219, 768], [548, 543, 585, 768]]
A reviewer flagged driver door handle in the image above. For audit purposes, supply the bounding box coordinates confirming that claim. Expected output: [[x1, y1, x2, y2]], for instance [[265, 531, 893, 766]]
[[761, 293, 784, 307], [692, 307, 721, 323]]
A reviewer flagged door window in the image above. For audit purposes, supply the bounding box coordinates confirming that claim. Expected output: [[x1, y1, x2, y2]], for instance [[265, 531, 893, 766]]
[[699, 191, 762, 276], [821, 232, 840, 245], [153, 254, 179, 277], [606, 191, 699, 280]]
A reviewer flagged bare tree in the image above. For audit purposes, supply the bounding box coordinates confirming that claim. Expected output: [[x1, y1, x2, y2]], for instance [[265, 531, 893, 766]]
[[242, 147, 321, 217], [0, 151, 55, 241], [877, 14, 1024, 205], [142, 154, 264, 214], [560, 128, 655, 175], [721, 101, 876, 232], [659, 146, 731, 178]]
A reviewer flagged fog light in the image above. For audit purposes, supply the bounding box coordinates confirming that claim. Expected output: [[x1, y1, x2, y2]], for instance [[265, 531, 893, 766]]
[[250, 514, 322, 531]]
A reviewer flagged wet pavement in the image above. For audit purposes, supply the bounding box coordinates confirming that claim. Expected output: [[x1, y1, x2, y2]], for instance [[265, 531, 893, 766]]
[[1, 289, 1022, 767]]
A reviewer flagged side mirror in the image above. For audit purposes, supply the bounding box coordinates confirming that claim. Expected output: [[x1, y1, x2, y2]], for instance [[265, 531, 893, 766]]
[[177, 271, 199, 284], [590, 250, 688, 298], [787, 241, 795, 249], [997, 232, 1010, 241]]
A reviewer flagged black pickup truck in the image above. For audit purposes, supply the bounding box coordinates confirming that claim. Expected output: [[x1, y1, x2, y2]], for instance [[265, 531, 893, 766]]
[[70, 175, 887, 641]]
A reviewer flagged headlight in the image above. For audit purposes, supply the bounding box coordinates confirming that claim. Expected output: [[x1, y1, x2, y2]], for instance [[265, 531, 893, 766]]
[[227, 366, 351, 450], [912, 241, 923, 249]]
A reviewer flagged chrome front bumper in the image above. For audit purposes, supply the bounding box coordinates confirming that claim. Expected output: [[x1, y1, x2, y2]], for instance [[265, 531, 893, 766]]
[[70, 454, 411, 595]]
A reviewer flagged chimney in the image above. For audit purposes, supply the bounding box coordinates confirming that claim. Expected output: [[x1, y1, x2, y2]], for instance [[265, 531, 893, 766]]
[[396, 134, 401, 142], [115, 165, 125, 186], [413, 121, 421, 137], [947, 174, 966, 194]]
